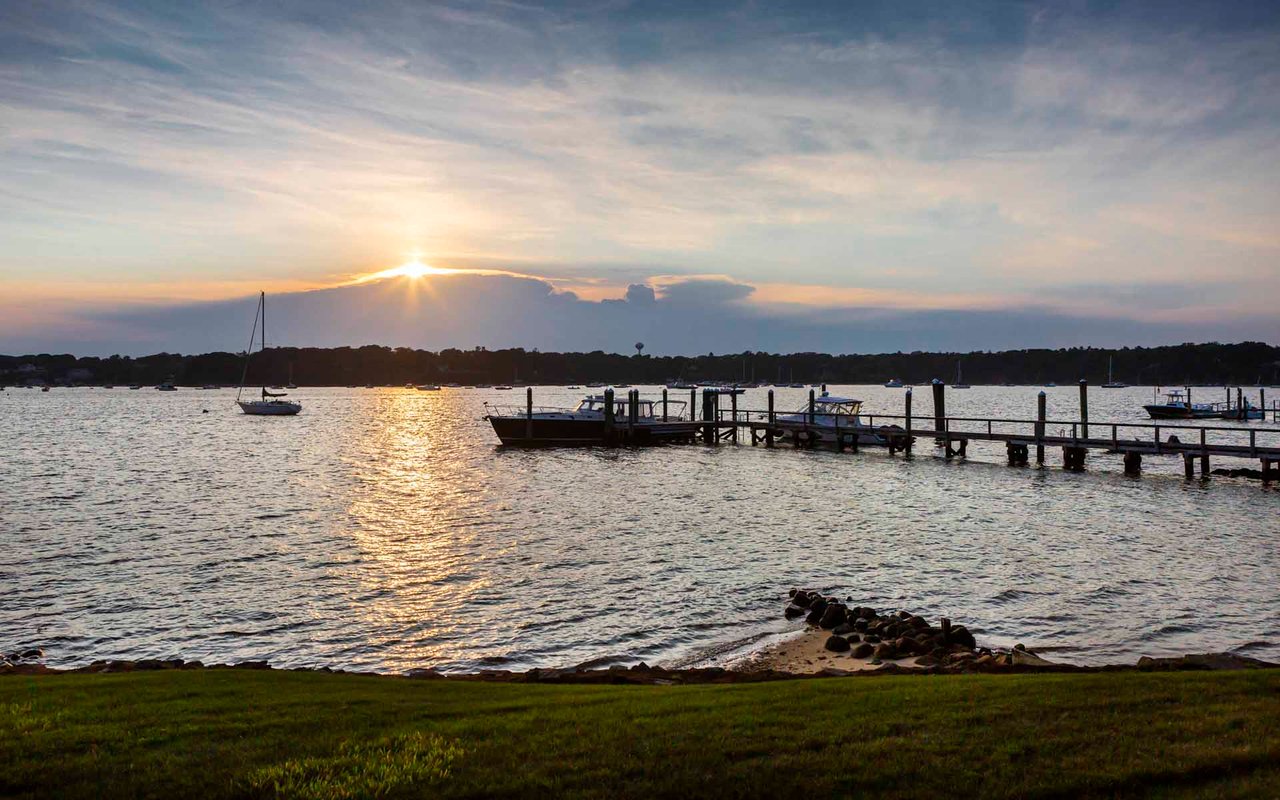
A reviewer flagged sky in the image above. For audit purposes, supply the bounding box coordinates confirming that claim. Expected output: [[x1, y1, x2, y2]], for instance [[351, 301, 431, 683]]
[[1, 0, 1278, 356]]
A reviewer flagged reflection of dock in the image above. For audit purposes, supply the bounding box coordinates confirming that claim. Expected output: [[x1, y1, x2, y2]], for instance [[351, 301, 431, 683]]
[[510, 383, 1280, 483]]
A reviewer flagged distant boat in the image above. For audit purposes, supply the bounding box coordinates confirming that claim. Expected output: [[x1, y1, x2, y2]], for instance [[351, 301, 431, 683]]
[[236, 291, 301, 416], [40, 386, 50, 392], [1102, 357, 1127, 388], [157, 378, 177, 391], [416, 384, 441, 391], [884, 378, 904, 388], [128, 384, 142, 390], [494, 385, 513, 390], [286, 364, 297, 389], [667, 382, 697, 390], [788, 383, 805, 388], [953, 360, 970, 389], [1045, 382, 1058, 387]]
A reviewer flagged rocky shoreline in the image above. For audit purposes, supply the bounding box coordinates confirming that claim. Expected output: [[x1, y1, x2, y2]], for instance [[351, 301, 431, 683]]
[[4, 588, 1275, 683]]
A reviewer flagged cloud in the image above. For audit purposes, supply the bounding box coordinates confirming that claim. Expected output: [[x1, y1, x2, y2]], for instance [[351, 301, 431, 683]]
[[3, 272, 1274, 357], [0, 1, 1278, 348]]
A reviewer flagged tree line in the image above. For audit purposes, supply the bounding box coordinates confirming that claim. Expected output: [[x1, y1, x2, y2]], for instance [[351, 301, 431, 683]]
[[3, 342, 1278, 387]]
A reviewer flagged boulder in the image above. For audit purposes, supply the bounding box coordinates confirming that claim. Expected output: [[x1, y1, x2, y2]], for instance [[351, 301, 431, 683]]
[[824, 635, 851, 653], [784, 604, 807, 620], [863, 634, 881, 644], [852, 618, 869, 632], [818, 604, 848, 630], [832, 623, 853, 636], [950, 625, 976, 650], [872, 643, 897, 660], [851, 642, 874, 659]]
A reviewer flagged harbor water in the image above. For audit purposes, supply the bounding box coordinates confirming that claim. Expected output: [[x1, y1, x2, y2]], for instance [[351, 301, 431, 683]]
[[3, 385, 1279, 671]]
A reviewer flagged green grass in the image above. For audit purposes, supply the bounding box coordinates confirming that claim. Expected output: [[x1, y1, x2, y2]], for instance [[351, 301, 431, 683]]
[[2, 669, 1279, 799]]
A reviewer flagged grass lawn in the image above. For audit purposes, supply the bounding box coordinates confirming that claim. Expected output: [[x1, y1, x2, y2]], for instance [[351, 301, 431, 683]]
[[2, 669, 1279, 799]]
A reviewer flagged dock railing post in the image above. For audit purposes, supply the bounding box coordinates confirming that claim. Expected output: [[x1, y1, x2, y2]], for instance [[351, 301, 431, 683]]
[[1260, 388, 1266, 420], [808, 388, 815, 426], [662, 388, 668, 422], [604, 387, 615, 444], [690, 388, 696, 422], [1036, 391, 1046, 464], [904, 388, 913, 453], [526, 386, 534, 441]]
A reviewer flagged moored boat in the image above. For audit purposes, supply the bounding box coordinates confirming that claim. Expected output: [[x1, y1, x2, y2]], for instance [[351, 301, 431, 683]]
[[485, 393, 695, 446], [884, 378, 904, 388], [1143, 389, 1215, 419], [774, 392, 905, 447], [236, 291, 301, 416]]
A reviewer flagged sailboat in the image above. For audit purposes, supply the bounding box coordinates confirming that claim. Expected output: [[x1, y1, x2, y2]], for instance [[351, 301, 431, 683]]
[[1102, 357, 1127, 388], [236, 291, 302, 416], [953, 360, 971, 389]]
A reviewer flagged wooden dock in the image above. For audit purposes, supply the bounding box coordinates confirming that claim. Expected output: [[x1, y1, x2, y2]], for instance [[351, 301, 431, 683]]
[[588, 384, 1280, 483]]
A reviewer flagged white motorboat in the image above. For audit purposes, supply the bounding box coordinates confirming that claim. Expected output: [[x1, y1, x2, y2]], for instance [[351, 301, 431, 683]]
[[775, 392, 902, 446], [157, 378, 177, 391], [236, 291, 301, 416], [416, 384, 442, 391], [884, 378, 904, 388]]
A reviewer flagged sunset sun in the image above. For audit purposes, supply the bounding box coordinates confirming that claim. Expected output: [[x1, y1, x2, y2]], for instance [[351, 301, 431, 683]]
[[360, 259, 456, 282]]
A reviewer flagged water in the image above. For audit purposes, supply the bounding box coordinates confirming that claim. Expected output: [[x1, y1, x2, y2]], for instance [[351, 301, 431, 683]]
[[3, 384, 1279, 671]]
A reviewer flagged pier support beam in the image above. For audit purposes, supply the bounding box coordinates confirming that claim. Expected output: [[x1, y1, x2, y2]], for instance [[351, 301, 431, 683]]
[[603, 388, 615, 445], [1263, 459, 1275, 484], [1123, 452, 1142, 475], [1007, 443, 1029, 466], [931, 379, 946, 446], [1063, 446, 1086, 471], [1200, 453, 1210, 476], [701, 389, 714, 444], [1183, 453, 1196, 479]]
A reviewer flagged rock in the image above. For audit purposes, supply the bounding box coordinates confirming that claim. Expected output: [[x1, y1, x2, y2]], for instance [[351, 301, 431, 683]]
[[1136, 653, 1278, 671], [950, 625, 976, 650], [974, 654, 995, 666], [788, 588, 798, 598], [824, 635, 851, 653], [872, 643, 897, 660], [851, 642, 874, 659], [1010, 649, 1056, 668], [1014, 643, 1027, 652], [852, 618, 869, 632], [894, 637, 918, 656], [832, 623, 854, 636], [818, 604, 848, 630], [908, 616, 929, 630], [863, 634, 880, 644], [18, 648, 44, 661], [915, 655, 939, 667], [784, 604, 807, 620]]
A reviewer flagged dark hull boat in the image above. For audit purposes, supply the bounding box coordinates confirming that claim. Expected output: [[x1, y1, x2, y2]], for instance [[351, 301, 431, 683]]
[[486, 393, 699, 446], [487, 415, 700, 446]]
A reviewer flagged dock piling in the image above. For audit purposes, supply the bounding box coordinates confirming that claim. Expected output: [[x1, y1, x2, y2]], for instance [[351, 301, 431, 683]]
[[604, 387, 615, 444], [931, 380, 945, 445], [904, 388, 913, 454], [766, 390, 775, 446], [1036, 391, 1046, 465], [730, 391, 738, 443], [690, 388, 696, 422], [1123, 451, 1142, 475], [526, 387, 533, 441], [1078, 380, 1089, 467], [662, 388, 668, 422]]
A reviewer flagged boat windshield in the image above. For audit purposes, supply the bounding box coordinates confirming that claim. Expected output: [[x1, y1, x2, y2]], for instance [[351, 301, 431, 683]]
[[794, 396, 863, 416]]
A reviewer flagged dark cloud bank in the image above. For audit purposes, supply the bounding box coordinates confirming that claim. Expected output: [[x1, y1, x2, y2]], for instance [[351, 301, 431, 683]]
[[6, 273, 1275, 357]]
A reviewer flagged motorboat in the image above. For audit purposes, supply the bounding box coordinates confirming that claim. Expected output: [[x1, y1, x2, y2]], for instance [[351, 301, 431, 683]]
[[416, 384, 442, 391], [157, 378, 178, 391], [884, 378, 904, 388], [1143, 389, 1215, 420], [774, 392, 905, 447], [236, 291, 301, 416], [703, 385, 746, 395], [494, 385, 513, 390], [485, 393, 694, 446]]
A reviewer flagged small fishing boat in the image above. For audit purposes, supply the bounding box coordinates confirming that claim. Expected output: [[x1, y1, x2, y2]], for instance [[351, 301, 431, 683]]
[[1102, 357, 1127, 389], [236, 292, 301, 416], [1143, 389, 1215, 420], [485, 393, 694, 446], [884, 378, 904, 388], [128, 384, 141, 390], [774, 392, 904, 447]]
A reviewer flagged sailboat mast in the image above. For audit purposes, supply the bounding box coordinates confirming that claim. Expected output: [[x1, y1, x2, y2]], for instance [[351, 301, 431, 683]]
[[236, 291, 263, 403]]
